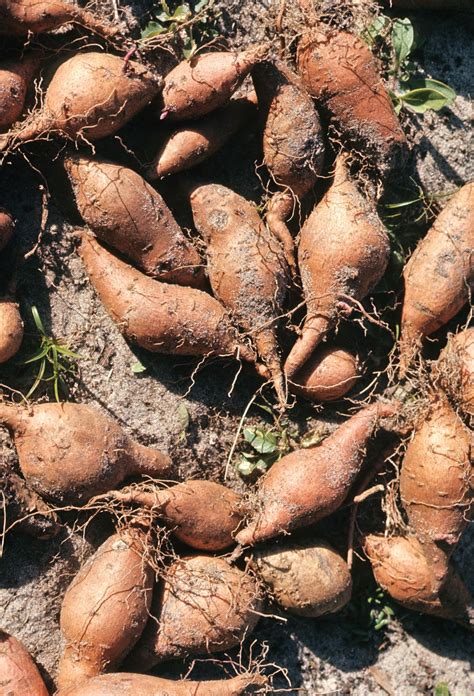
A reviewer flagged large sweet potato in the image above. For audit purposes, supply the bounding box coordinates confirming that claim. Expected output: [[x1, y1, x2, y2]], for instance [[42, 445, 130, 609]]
[[0, 0, 118, 36]]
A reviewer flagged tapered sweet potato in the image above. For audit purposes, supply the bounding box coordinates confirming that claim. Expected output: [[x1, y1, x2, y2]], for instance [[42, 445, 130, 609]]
[[145, 94, 257, 180], [235, 401, 398, 546], [398, 183, 474, 376], [250, 538, 352, 617], [64, 154, 204, 287], [158, 46, 267, 121], [190, 183, 288, 406], [365, 534, 473, 626], [0, 631, 48, 696], [284, 157, 390, 378], [290, 346, 359, 402], [0, 208, 14, 250], [434, 327, 474, 417], [97, 479, 243, 551], [399, 396, 472, 548], [57, 530, 154, 691], [0, 0, 119, 36], [297, 26, 407, 171], [0, 401, 174, 503], [0, 52, 40, 131], [0, 299, 24, 363], [56, 671, 267, 696], [126, 555, 263, 671], [79, 234, 256, 364]]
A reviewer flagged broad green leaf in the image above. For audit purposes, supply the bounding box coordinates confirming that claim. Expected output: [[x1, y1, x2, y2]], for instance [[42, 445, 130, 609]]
[[361, 14, 390, 46], [172, 4, 191, 21], [392, 18, 414, 67], [403, 77, 456, 103], [434, 684, 451, 696], [141, 21, 167, 39], [400, 87, 453, 113], [131, 360, 147, 373], [236, 456, 256, 476], [243, 427, 278, 454]]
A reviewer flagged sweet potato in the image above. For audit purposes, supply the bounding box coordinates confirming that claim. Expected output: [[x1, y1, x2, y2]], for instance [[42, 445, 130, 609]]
[[57, 529, 154, 691], [235, 401, 398, 546], [0, 631, 48, 696], [250, 538, 352, 617], [365, 534, 473, 626], [398, 182, 474, 376], [55, 671, 267, 696], [9, 52, 161, 144], [290, 346, 359, 402], [145, 94, 257, 180], [126, 555, 263, 671], [190, 183, 288, 406], [97, 480, 243, 551], [64, 154, 204, 287], [0, 52, 40, 131], [0, 401, 174, 504], [1, 469, 61, 539], [0, 208, 14, 251], [284, 157, 390, 378], [0, 299, 24, 363], [0, 0, 119, 36], [297, 25, 407, 170], [79, 234, 257, 364], [434, 327, 474, 417], [252, 60, 325, 272], [158, 46, 267, 121], [399, 396, 472, 548]]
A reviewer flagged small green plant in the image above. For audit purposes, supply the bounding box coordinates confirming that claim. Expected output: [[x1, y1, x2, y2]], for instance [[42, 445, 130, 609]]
[[434, 684, 452, 696], [367, 586, 395, 630], [236, 403, 296, 477], [347, 584, 396, 640], [23, 306, 81, 401]]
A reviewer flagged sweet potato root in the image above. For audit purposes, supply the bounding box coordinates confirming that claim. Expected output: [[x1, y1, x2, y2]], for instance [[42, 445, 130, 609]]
[[0, 52, 40, 131], [434, 327, 474, 417], [235, 401, 398, 546], [64, 154, 204, 287], [399, 395, 472, 548], [0, 208, 14, 250], [0, 299, 24, 363], [398, 182, 473, 376], [0, 401, 174, 504], [284, 157, 390, 378], [126, 555, 263, 671], [250, 538, 352, 617], [290, 346, 359, 402], [190, 183, 288, 406], [57, 529, 153, 690], [0, 631, 48, 696], [0, 0, 119, 36]]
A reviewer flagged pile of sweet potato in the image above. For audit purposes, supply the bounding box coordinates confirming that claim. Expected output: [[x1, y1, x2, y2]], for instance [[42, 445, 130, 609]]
[[0, 0, 472, 693]]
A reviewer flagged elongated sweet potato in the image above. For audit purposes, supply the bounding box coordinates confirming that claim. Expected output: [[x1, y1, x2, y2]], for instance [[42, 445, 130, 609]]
[[158, 46, 267, 121], [235, 401, 398, 546], [0, 299, 24, 363], [398, 182, 474, 376], [57, 529, 154, 691], [97, 479, 243, 551], [79, 234, 257, 364], [0, 401, 174, 503], [0, 52, 40, 131], [0, 0, 119, 36], [0, 631, 48, 696], [126, 555, 263, 671], [399, 396, 472, 548], [297, 25, 407, 171], [56, 671, 267, 696], [290, 346, 359, 402], [190, 183, 288, 406], [64, 154, 204, 287], [434, 327, 474, 417], [284, 157, 390, 378], [145, 94, 257, 180], [0, 208, 14, 250], [250, 538, 352, 617]]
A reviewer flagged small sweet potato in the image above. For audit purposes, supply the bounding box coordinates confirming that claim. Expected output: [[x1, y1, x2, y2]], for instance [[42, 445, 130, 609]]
[[57, 529, 154, 691], [0, 52, 40, 131], [0, 299, 24, 363], [0, 208, 14, 251], [434, 327, 474, 417], [0, 0, 119, 36], [290, 346, 359, 402], [64, 154, 204, 287], [0, 631, 48, 696], [126, 555, 263, 671]]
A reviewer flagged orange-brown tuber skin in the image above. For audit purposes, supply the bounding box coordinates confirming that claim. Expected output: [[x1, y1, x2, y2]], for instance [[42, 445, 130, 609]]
[[79, 234, 255, 363], [235, 401, 398, 546], [0, 0, 119, 36], [190, 183, 288, 406], [57, 530, 154, 691], [284, 157, 390, 378], [0, 401, 174, 504], [102, 480, 243, 551], [0, 209, 14, 251], [0, 631, 49, 696], [365, 534, 473, 626], [435, 327, 474, 418], [126, 555, 263, 671], [290, 346, 359, 402], [0, 53, 39, 130], [145, 95, 257, 180], [297, 28, 407, 170], [250, 538, 352, 617], [398, 182, 474, 376], [0, 299, 24, 363], [399, 396, 472, 549], [159, 46, 266, 121], [55, 671, 268, 696], [64, 155, 204, 287], [14, 52, 161, 143]]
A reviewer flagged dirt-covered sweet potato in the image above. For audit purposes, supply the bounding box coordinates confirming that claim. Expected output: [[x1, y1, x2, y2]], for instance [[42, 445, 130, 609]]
[[64, 154, 204, 287], [0, 631, 48, 696], [0, 208, 14, 251], [126, 555, 263, 671], [0, 0, 119, 36], [434, 327, 474, 417], [290, 346, 359, 402], [57, 529, 154, 691], [0, 52, 40, 131], [0, 401, 174, 504], [0, 299, 24, 363]]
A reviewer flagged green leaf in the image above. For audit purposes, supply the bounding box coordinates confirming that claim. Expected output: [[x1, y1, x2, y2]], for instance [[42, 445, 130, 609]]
[[400, 87, 454, 113], [141, 21, 167, 39], [194, 0, 209, 11], [434, 684, 451, 696], [402, 77, 456, 103], [171, 4, 191, 21], [392, 17, 414, 68], [31, 306, 46, 336], [236, 456, 256, 476], [177, 403, 190, 436], [361, 14, 390, 46], [131, 360, 147, 374], [243, 427, 278, 454]]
